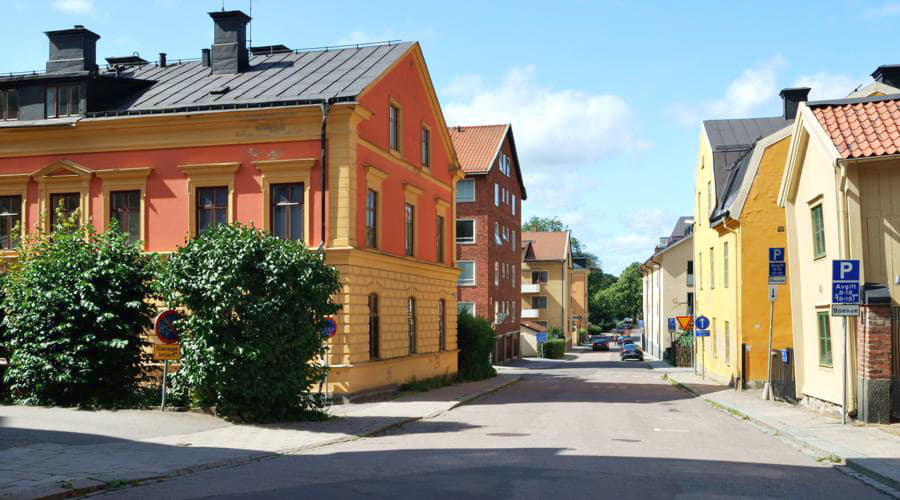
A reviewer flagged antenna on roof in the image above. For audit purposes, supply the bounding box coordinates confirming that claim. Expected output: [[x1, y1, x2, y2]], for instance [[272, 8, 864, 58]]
[[248, 0, 252, 50]]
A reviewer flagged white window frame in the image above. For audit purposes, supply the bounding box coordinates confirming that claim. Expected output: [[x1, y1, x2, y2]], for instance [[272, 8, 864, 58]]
[[494, 183, 499, 206], [457, 260, 476, 286], [456, 178, 475, 203], [456, 218, 476, 244]]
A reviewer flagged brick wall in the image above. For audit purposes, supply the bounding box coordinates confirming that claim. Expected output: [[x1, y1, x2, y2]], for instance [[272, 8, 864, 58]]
[[856, 304, 893, 380]]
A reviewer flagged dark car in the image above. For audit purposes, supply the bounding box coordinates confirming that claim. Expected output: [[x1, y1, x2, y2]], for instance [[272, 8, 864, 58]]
[[591, 336, 610, 351], [617, 336, 635, 346], [620, 344, 643, 361]]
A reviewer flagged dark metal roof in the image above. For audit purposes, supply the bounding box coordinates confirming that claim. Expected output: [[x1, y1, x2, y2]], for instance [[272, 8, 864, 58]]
[[807, 93, 900, 108], [703, 116, 789, 221], [668, 216, 694, 241]]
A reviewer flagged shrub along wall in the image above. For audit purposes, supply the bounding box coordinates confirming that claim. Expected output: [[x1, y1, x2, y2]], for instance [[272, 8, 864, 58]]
[[543, 339, 566, 359], [457, 313, 496, 381]]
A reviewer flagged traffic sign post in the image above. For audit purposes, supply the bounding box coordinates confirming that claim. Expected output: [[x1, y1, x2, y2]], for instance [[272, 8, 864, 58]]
[[763, 248, 786, 400], [536, 332, 548, 357], [832, 259, 860, 424], [667, 318, 676, 333], [320, 317, 337, 401], [154, 310, 181, 411], [695, 315, 710, 379]]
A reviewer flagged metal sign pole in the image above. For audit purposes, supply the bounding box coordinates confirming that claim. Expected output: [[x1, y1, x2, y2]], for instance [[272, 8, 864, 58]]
[[160, 360, 168, 411], [764, 298, 775, 400], [842, 316, 848, 425], [701, 336, 705, 379]]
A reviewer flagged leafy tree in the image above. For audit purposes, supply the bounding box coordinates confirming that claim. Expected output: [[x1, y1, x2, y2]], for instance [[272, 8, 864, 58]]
[[588, 262, 642, 329], [3, 213, 154, 407], [159, 223, 341, 422], [457, 313, 496, 381]]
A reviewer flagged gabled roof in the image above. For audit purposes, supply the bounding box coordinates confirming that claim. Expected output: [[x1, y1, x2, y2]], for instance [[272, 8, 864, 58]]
[[808, 95, 900, 159], [449, 123, 528, 199], [522, 231, 570, 262], [703, 116, 790, 221], [668, 216, 694, 241]]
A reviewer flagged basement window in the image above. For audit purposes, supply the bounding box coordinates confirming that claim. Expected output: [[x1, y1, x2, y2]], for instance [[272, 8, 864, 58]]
[[46, 85, 80, 118]]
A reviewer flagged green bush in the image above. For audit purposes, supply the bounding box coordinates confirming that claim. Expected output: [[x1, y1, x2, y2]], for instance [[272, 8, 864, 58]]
[[2, 214, 154, 407], [457, 313, 496, 381], [159, 223, 341, 422], [543, 338, 566, 359], [548, 326, 564, 340]]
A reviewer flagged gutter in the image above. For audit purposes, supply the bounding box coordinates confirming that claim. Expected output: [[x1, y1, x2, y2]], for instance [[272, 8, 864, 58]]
[[319, 98, 333, 251]]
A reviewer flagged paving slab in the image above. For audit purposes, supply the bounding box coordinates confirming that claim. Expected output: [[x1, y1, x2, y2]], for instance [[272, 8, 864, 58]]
[[0, 374, 520, 499]]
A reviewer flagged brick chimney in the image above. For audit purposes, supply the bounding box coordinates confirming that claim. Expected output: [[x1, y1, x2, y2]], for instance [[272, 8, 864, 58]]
[[45, 25, 100, 74], [871, 64, 900, 89], [779, 87, 810, 121], [208, 10, 250, 74]]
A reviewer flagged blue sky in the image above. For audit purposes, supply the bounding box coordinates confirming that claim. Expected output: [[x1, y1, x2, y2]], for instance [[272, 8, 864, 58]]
[[5, 0, 900, 273]]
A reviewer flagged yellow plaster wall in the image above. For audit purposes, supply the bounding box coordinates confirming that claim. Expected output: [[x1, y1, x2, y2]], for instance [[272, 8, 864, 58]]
[[521, 260, 567, 333]]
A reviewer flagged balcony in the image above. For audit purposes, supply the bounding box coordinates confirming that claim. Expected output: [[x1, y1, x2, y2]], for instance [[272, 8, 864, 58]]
[[521, 308, 539, 319], [521, 283, 540, 294]]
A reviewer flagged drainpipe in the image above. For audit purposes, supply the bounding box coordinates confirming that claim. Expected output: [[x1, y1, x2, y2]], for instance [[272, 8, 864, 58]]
[[319, 99, 332, 251]]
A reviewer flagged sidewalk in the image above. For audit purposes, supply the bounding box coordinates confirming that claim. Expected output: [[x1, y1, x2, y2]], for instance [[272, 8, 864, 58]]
[[0, 374, 520, 499], [650, 364, 900, 492]]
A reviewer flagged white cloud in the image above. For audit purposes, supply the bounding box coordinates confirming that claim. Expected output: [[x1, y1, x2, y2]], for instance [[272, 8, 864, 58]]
[[862, 3, 900, 18], [443, 65, 648, 172], [51, 0, 95, 14], [791, 72, 863, 101], [586, 209, 679, 273], [671, 55, 786, 126]]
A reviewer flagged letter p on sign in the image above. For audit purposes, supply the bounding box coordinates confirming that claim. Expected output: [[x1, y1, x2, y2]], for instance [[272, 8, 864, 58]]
[[832, 260, 860, 282], [769, 248, 784, 262]]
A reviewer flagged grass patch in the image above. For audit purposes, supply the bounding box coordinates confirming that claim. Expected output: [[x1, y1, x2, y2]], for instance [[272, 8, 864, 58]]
[[816, 453, 842, 464], [399, 374, 457, 393], [705, 399, 750, 420]]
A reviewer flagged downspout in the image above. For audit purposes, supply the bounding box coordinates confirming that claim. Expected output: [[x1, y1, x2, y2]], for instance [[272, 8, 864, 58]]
[[318, 98, 332, 251]]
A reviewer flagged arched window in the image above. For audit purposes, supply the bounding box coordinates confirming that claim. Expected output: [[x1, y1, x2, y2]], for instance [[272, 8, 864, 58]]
[[438, 299, 446, 351], [407, 297, 417, 354], [368, 293, 379, 360]]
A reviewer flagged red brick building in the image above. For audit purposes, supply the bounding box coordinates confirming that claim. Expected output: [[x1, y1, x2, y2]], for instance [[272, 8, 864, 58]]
[[449, 124, 526, 363]]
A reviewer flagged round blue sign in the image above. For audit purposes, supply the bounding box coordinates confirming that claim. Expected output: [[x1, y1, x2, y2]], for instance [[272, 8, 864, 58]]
[[694, 315, 710, 330], [322, 317, 337, 338]]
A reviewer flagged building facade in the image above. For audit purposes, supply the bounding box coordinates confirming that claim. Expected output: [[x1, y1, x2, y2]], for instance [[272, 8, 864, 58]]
[[0, 11, 463, 398], [778, 67, 900, 422], [641, 217, 694, 360], [570, 257, 590, 341], [450, 124, 527, 363], [520, 231, 575, 349]]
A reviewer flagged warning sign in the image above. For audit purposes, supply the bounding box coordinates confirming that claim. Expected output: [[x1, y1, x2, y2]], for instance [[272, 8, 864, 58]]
[[676, 316, 693, 331]]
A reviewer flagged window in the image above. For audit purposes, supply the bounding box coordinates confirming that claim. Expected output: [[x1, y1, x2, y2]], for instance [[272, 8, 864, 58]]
[[368, 294, 380, 360], [512, 194, 516, 215], [511, 230, 516, 249], [49, 192, 80, 227], [699, 252, 703, 290], [712, 318, 717, 357], [817, 311, 832, 367], [456, 179, 475, 202], [420, 127, 430, 167], [723, 242, 729, 288], [366, 189, 378, 248], [532, 271, 548, 284], [724, 321, 731, 365], [110, 190, 141, 243], [494, 261, 499, 287], [503, 226, 509, 241], [46, 85, 80, 118], [532, 296, 548, 309], [458, 261, 475, 285], [389, 103, 400, 151], [436, 215, 444, 263], [494, 222, 502, 245], [407, 297, 416, 354], [456, 219, 475, 244], [404, 203, 415, 256], [270, 183, 303, 241], [438, 299, 446, 351], [458, 301, 475, 316], [811, 204, 826, 258], [709, 247, 715, 289], [0, 90, 18, 120], [196, 186, 228, 234], [500, 153, 511, 176], [707, 180, 713, 215], [512, 265, 516, 288], [0, 195, 21, 249], [494, 183, 499, 206], [687, 260, 694, 287], [687, 292, 694, 316]]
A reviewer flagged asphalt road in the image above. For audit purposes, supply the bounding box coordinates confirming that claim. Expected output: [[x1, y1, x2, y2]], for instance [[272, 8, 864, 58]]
[[94, 347, 887, 499]]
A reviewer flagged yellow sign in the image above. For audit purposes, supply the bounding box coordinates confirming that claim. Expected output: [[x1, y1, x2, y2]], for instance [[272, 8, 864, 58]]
[[152, 344, 181, 361]]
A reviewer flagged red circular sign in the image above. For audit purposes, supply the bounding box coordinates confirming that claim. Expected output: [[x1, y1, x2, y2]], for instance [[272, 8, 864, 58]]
[[155, 309, 180, 344], [322, 317, 337, 338]]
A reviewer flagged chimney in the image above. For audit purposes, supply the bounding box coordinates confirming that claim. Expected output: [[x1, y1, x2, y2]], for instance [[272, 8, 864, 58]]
[[208, 10, 250, 74], [871, 65, 900, 89], [779, 87, 810, 120], [45, 25, 100, 74], [201, 48, 211, 67], [159, 52, 167, 68]]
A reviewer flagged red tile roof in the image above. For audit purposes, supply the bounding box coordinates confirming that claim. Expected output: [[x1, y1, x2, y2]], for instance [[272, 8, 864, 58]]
[[448, 124, 508, 173], [521, 320, 548, 332], [811, 98, 900, 159], [522, 231, 570, 261]]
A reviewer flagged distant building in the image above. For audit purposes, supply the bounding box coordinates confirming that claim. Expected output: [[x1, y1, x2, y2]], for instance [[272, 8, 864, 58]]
[[450, 124, 527, 363], [521, 231, 576, 349], [570, 257, 591, 340]]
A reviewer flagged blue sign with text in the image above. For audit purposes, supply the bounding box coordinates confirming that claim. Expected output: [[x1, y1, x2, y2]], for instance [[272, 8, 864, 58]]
[[769, 248, 786, 285], [695, 315, 710, 330], [668, 318, 676, 332], [536, 332, 548, 343], [695, 330, 710, 337], [832, 282, 860, 304]]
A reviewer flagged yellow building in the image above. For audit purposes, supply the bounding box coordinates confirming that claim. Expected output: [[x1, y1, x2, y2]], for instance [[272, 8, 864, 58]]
[[570, 257, 591, 342], [693, 89, 807, 386], [520, 231, 575, 349]]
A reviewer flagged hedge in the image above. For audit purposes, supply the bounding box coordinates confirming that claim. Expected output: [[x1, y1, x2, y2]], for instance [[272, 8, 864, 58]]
[[543, 338, 566, 359], [457, 312, 496, 381]]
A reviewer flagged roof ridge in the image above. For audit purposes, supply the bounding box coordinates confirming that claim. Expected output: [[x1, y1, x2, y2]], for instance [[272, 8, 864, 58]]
[[450, 123, 509, 129]]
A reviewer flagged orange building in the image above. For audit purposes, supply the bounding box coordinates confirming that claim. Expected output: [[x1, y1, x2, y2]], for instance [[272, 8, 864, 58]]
[[0, 10, 462, 398]]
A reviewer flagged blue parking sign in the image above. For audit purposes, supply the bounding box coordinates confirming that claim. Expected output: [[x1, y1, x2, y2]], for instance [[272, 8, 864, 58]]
[[832, 260, 860, 282], [769, 248, 785, 262], [832, 259, 860, 316]]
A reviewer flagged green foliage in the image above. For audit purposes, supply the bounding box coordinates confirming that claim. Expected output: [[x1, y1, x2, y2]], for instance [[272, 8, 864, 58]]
[[589, 262, 642, 327], [543, 338, 566, 359], [548, 326, 564, 340], [457, 313, 496, 381], [676, 331, 694, 348], [2, 213, 154, 407], [159, 223, 341, 422], [399, 374, 456, 393]]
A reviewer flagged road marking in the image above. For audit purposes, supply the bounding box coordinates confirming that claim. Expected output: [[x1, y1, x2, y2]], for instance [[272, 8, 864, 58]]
[[652, 428, 689, 433]]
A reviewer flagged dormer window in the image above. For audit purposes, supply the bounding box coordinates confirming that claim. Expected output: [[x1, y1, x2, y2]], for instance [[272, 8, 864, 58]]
[[0, 90, 17, 120], [46, 85, 80, 118]]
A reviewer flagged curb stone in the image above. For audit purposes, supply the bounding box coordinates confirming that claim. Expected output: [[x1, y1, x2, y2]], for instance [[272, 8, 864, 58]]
[[20, 375, 522, 500], [659, 373, 900, 494]]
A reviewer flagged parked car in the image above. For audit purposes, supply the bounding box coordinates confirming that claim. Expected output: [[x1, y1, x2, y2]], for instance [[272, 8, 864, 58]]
[[620, 344, 643, 361], [617, 336, 634, 346], [591, 336, 611, 351]]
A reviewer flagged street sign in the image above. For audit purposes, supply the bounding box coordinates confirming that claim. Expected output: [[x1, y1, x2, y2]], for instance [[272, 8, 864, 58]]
[[154, 310, 180, 345], [153, 343, 181, 361], [695, 330, 710, 337], [322, 317, 337, 338], [694, 315, 710, 330], [832, 259, 860, 317], [768, 286, 777, 303], [536, 332, 548, 343], [667, 318, 676, 333], [676, 316, 693, 330], [768, 247, 786, 285]]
